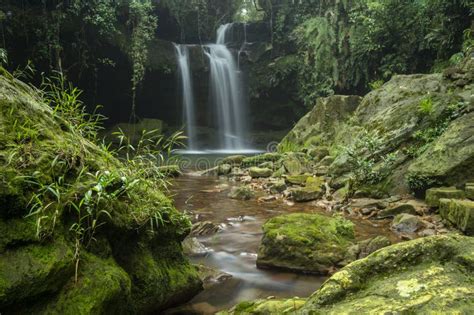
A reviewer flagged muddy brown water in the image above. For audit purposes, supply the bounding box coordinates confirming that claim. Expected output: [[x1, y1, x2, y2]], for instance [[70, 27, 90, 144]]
[[165, 174, 398, 314]]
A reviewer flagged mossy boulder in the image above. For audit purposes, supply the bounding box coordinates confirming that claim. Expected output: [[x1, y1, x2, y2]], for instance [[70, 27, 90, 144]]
[[408, 112, 474, 188], [218, 163, 232, 176], [377, 203, 418, 219], [289, 186, 324, 202], [0, 238, 75, 309], [249, 167, 272, 178], [257, 213, 355, 274], [439, 198, 474, 235], [285, 174, 311, 185], [0, 70, 201, 311], [268, 179, 286, 194], [391, 214, 424, 233], [300, 234, 474, 314], [228, 186, 254, 200], [23, 253, 132, 315], [221, 155, 246, 166], [307, 146, 329, 161], [425, 187, 465, 208]]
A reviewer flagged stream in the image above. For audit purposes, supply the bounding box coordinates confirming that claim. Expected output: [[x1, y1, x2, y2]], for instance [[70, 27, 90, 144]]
[[165, 173, 399, 314]]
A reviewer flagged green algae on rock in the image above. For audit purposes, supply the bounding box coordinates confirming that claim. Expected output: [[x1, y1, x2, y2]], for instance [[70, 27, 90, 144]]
[[249, 167, 273, 178], [219, 297, 307, 315], [257, 213, 355, 274]]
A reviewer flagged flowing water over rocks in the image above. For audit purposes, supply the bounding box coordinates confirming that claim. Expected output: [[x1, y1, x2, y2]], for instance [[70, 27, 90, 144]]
[[165, 174, 399, 314]]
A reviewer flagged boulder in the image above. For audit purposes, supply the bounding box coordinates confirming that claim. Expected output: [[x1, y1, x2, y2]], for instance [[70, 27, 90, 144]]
[[377, 203, 418, 219], [391, 214, 424, 233], [256, 213, 355, 274], [343, 236, 392, 264], [0, 238, 75, 308], [228, 186, 255, 200], [408, 112, 474, 189], [221, 155, 246, 166], [268, 179, 286, 194], [299, 234, 474, 313], [439, 198, 474, 235], [425, 187, 465, 208], [249, 167, 272, 178], [285, 174, 311, 185], [350, 198, 388, 210], [195, 265, 232, 290], [182, 237, 211, 257], [289, 186, 324, 202]]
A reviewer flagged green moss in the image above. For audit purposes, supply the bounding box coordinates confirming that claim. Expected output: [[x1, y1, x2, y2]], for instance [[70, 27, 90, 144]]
[[0, 238, 74, 308], [220, 297, 306, 315], [0, 217, 37, 253], [242, 153, 283, 167], [439, 198, 474, 235], [257, 213, 354, 274]]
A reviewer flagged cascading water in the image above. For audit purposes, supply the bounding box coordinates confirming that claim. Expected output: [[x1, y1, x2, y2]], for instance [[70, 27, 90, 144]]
[[204, 24, 248, 151], [174, 44, 197, 151]]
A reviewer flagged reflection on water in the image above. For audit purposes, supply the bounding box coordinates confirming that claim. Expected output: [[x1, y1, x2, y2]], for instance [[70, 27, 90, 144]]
[[166, 175, 397, 314]]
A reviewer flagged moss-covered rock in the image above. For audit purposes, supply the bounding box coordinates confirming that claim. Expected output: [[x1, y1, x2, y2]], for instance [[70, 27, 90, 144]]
[[0, 238, 74, 309], [220, 297, 306, 315], [221, 155, 246, 166], [439, 198, 474, 235], [425, 187, 466, 208], [268, 179, 286, 194], [465, 183, 474, 200], [23, 253, 132, 315], [242, 153, 282, 167], [249, 167, 273, 178], [377, 203, 418, 219], [0, 69, 202, 311], [285, 174, 312, 185], [408, 112, 474, 188], [300, 234, 474, 314], [289, 186, 323, 202], [228, 186, 255, 200], [257, 213, 355, 274], [391, 213, 424, 233]]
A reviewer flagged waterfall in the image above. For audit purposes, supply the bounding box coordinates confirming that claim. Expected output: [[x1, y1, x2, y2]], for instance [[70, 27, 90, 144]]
[[204, 24, 247, 150], [174, 44, 197, 151]]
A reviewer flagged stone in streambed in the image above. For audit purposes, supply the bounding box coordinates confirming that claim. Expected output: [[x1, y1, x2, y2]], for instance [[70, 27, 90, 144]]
[[228, 186, 255, 200], [249, 167, 272, 178], [439, 198, 474, 235], [256, 213, 355, 274], [285, 174, 311, 185], [377, 203, 418, 219], [425, 187, 465, 208], [391, 214, 424, 233], [191, 221, 222, 236], [289, 176, 325, 202], [268, 179, 286, 194], [182, 237, 211, 257], [218, 164, 232, 175]]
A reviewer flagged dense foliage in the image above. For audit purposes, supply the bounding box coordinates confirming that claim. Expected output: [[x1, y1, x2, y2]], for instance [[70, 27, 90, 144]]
[[256, 0, 473, 107]]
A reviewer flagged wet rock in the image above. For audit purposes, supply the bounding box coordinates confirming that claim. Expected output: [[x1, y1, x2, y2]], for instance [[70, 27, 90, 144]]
[[333, 186, 349, 202], [439, 198, 474, 235], [377, 203, 418, 219], [425, 187, 465, 208], [268, 179, 286, 194], [218, 164, 232, 175], [182, 238, 211, 257], [248, 167, 272, 178], [298, 234, 474, 313], [258, 195, 277, 202], [257, 213, 355, 274], [391, 214, 424, 233], [195, 265, 232, 290], [343, 236, 392, 264], [191, 221, 222, 236], [228, 186, 255, 200]]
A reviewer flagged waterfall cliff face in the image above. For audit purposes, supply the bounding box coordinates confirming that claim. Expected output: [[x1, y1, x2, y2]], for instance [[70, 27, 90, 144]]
[[174, 44, 197, 151], [175, 23, 251, 152]]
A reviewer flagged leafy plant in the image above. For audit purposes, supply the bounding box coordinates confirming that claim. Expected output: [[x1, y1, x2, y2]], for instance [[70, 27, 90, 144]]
[[418, 96, 435, 117], [369, 80, 384, 91], [278, 138, 300, 153]]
